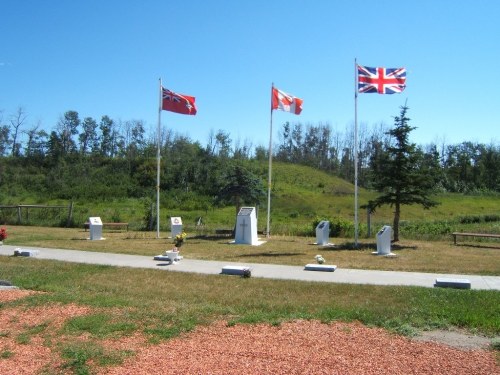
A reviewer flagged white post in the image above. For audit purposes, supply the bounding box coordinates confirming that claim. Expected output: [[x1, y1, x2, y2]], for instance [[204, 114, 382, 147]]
[[157, 78, 162, 239], [354, 59, 359, 247], [266, 83, 274, 238]]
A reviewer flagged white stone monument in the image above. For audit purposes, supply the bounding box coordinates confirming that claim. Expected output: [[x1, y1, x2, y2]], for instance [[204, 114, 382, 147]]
[[89, 217, 103, 240], [170, 217, 183, 238], [315, 220, 330, 246], [234, 207, 259, 245], [374, 225, 395, 256]]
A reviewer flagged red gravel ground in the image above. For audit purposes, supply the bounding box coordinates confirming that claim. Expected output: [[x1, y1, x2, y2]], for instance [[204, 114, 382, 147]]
[[1, 289, 498, 375]]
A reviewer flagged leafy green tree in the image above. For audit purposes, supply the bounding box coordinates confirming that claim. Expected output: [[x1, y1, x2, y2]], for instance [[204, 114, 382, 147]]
[[479, 144, 500, 191], [215, 164, 265, 216], [99, 115, 114, 157], [56, 110, 80, 155], [277, 121, 292, 161], [0, 125, 10, 156], [254, 145, 268, 161], [367, 105, 439, 242], [47, 130, 64, 162], [24, 124, 48, 159], [79, 117, 98, 155], [129, 119, 146, 157], [213, 129, 232, 158]]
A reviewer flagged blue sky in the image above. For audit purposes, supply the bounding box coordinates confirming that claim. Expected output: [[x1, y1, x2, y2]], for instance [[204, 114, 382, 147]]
[[1, 0, 499, 151]]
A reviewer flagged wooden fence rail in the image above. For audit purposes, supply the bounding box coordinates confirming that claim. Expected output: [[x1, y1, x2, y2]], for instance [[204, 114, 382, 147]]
[[0, 202, 73, 226]]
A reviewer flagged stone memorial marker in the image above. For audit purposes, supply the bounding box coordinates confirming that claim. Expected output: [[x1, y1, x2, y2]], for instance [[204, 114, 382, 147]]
[[89, 217, 103, 240], [170, 217, 183, 238], [373, 225, 395, 256], [315, 220, 330, 246], [234, 207, 259, 245]]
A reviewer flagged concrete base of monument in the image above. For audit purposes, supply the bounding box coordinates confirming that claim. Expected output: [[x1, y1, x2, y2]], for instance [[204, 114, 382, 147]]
[[228, 240, 267, 246], [13, 249, 40, 257], [371, 251, 397, 257], [304, 264, 337, 272], [313, 242, 336, 247], [434, 278, 471, 289], [87, 238, 106, 241]]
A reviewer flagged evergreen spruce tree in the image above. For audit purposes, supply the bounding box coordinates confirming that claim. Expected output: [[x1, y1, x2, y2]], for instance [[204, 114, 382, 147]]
[[367, 105, 438, 242]]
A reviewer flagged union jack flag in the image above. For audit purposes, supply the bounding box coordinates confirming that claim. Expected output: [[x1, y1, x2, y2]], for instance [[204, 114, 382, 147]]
[[357, 65, 406, 94]]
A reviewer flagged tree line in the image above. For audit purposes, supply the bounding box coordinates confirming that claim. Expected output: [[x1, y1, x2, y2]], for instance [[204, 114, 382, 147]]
[[0, 107, 499, 206], [275, 121, 500, 194]]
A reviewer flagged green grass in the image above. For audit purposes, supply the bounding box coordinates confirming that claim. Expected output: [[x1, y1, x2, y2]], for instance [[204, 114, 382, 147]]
[[63, 314, 137, 338], [0, 349, 14, 359], [1, 232, 499, 373], [60, 341, 132, 374], [1, 256, 499, 337]]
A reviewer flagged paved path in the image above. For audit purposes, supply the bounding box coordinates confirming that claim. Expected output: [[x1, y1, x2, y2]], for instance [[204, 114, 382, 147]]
[[1, 245, 499, 290]]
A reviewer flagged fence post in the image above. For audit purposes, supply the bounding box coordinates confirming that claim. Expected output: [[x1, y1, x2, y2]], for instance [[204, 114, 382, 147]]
[[367, 207, 371, 238], [67, 201, 74, 227], [17, 206, 22, 224]]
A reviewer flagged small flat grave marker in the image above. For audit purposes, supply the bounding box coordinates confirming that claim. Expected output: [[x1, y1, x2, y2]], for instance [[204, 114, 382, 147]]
[[154, 251, 183, 262], [304, 264, 337, 272], [434, 278, 471, 289], [13, 249, 39, 257], [221, 265, 251, 276]]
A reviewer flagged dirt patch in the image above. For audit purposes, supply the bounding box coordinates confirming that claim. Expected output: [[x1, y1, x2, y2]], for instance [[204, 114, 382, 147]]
[[414, 329, 494, 350], [1, 289, 498, 374]]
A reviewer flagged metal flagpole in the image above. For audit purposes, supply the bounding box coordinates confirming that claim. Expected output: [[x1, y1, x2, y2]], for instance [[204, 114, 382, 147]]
[[354, 59, 359, 247], [266, 83, 274, 238], [156, 78, 162, 239]]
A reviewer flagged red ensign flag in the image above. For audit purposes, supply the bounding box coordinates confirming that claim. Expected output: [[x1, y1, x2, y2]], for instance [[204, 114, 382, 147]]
[[161, 87, 197, 115]]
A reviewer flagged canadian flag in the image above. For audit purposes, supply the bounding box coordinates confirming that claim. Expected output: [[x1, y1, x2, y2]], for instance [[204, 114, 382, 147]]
[[271, 87, 303, 115]]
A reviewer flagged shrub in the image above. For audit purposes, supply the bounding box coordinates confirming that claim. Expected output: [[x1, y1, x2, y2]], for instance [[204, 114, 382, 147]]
[[484, 214, 500, 223], [459, 215, 482, 224], [399, 220, 453, 237], [312, 216, 354, 237]]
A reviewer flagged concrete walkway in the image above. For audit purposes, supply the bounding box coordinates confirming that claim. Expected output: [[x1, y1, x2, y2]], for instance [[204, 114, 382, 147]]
[[1, 245, 499, 290]]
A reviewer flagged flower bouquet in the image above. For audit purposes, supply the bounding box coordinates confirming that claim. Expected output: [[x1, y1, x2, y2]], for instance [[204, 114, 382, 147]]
[[0, 227, 7, 243], [174, 231, 187, 248]]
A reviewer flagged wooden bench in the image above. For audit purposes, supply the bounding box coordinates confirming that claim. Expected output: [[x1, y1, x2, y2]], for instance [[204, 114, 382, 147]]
[[452, 232, 500, 245], [215, 229, 233, 237], [84, 222, 129, 231]]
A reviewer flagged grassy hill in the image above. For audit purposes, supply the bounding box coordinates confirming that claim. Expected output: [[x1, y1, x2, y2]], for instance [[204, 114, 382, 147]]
[[2, 161, 499, 239]]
